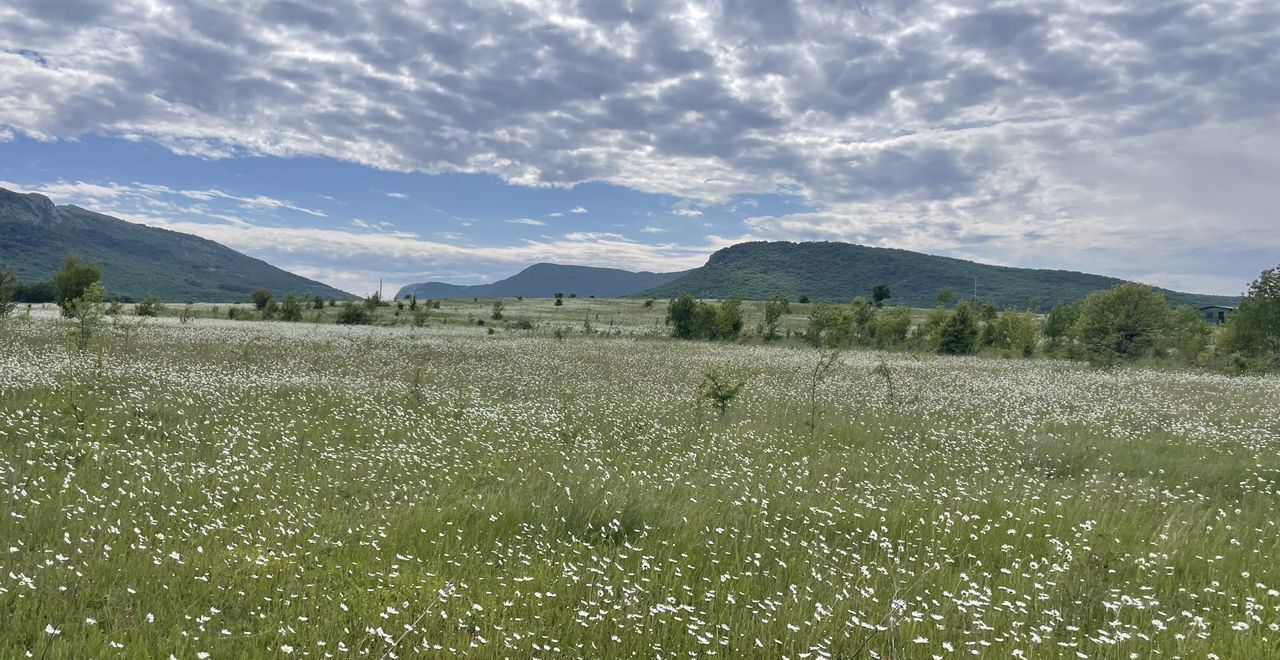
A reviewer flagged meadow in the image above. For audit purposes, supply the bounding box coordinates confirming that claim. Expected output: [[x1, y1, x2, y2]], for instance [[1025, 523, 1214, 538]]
[[1, 301, 1279, 658]]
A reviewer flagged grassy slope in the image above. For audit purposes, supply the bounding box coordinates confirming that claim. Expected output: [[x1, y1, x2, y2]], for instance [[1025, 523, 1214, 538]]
[[642, 241, 1240, 310], [0, 189, 349, 302]]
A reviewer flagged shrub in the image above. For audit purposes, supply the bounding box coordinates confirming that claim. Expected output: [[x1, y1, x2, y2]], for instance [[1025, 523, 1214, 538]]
[[280, 294, 304, 322], [312, 295, 325, 310], [135, 294, 164, 317], [872, 306, 912, 348], [336, 300, 371, 325], [491, 300, 505, 320]]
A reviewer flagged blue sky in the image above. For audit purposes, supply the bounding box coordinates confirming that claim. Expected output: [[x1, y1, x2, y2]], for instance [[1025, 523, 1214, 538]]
[[2, 0, 1278, 296]]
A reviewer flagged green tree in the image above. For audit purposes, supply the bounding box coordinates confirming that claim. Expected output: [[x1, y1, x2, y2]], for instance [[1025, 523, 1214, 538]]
[[666, 293, 698, 339], [312, 295, 325, 310], [0, 268, 16, 318], [1043, 303, 1078, 351], [491, 300, 506, 320], [713, 296, 744, 340], [806, 303, 847, 347], [936, 287, 954, 307], [1072, 283, 1170, 362], [1166, 306, 1211, 365], [937, 301, 979, 355], [68, 282, 107, 351], [763, 295, 790, 340], [848, 297, 876, 344], [1222, 265, 1280, 360], [52, 256, 102, 317], [249, 288, 273, 311], [280, 293, 304, 322], [871, 284, 892, 307]]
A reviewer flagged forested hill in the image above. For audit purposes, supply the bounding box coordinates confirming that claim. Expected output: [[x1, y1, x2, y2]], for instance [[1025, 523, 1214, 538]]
[[0, 187, 350, 302], [640, 241, 1239, 310], [396, 263, 687, 300]]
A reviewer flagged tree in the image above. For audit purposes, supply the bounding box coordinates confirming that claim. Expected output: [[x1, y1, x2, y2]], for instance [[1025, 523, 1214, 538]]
[[712, 296, 744, 340], [312, 295, 325, 310], [666, 293, 698, 339], [937, 301, 979, 355], [280, 293, 304, 322], [1223, 264, 1280, 360], [699, 369, 746, 419], [491, 300, 506, 320], [763, 295, 790, 340], [1072, 283, 1170, 361], [0, 268, 16, 318], [936, 287, 954, 307], [871, 284, 892, 307], [797, 295, 810, 304], [68, 282, 107, 351], [1043, 303, 1078, 350], [249, 288, 273, 311], [52, 256, 102, 317], [1166, 306, 1211, 365]]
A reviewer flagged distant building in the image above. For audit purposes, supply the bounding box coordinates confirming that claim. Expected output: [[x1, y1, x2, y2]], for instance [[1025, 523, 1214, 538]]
[[1199, 305, 1235, 324]]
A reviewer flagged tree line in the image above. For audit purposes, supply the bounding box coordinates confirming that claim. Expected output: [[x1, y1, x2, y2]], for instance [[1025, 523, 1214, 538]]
[[664, 265, 1280, 373]]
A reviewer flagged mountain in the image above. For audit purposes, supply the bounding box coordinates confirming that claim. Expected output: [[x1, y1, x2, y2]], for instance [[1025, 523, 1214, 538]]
[[0, 187, 350, 302], [396, 263, 688, 300], [640, 241, 1239, 310]]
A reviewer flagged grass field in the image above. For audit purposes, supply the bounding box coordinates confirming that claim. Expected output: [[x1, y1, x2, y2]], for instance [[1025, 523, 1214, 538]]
[[2, 302, 1279, 658]]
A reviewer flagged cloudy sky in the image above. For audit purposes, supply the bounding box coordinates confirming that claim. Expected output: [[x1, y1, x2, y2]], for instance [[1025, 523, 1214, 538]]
[[2, 0, 1277, 296]]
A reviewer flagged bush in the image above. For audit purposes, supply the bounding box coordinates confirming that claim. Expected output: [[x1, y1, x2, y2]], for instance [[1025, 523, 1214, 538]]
[[280, 293, 304, 322], [491, 300, 505, 320], [336, 300, 371, 325], [135, 294, 164, 317], [872, 306, 912, 348], [667, 294, 744, 341]]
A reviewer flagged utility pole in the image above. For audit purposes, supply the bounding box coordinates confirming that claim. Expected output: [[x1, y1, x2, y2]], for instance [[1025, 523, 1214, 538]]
[[379, 278, 383, 301]]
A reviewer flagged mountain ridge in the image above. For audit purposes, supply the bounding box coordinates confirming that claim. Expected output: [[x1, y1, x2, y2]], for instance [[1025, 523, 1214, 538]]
[[396, 263, 688, 300], [0, 186, 350, 302], [640, 241, 1239, 310]]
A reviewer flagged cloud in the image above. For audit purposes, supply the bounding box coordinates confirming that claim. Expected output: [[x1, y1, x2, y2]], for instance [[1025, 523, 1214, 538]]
[[569, 207, 588, 214], [507, 218, 546, 226], [0, 0, 1277, 290], [384, 191, 408, 199], [671, 209, 703, 218]]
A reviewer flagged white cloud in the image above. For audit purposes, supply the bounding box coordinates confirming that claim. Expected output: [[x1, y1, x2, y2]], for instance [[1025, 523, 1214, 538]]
[[507, 218, 546, 226], [569, 207, 588, 214], [385, 192, 408, 199], [672, 209, 703, 218], [1, 0, 1277, 289]]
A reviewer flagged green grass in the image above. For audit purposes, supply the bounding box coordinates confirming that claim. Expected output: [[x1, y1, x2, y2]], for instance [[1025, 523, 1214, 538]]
[[1, 307, 1278, 658]]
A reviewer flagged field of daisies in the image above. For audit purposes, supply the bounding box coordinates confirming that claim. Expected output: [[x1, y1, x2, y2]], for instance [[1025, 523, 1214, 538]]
[[2, 309, 1279, 659]]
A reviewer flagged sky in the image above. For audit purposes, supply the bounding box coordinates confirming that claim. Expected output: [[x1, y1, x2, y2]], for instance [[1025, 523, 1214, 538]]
[[1, 0, 1278, 297]]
